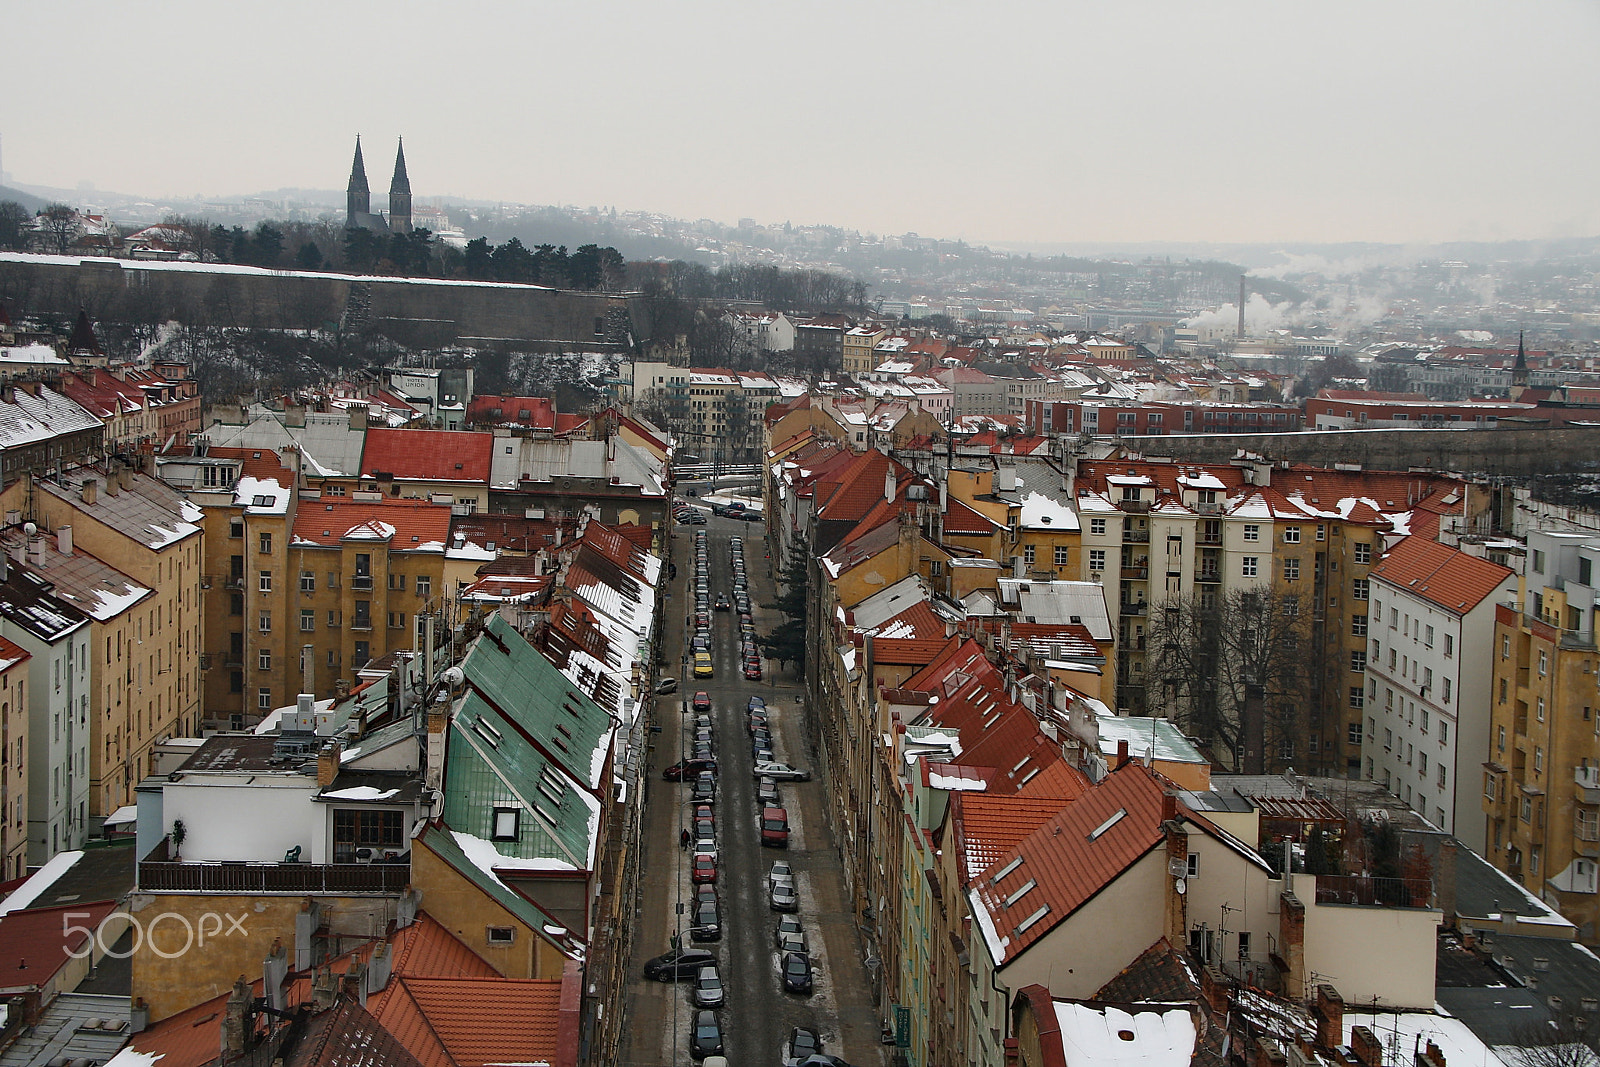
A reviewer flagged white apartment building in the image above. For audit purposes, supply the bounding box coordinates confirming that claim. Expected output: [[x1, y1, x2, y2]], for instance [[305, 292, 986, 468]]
[[1365, 537, 1516, 843]]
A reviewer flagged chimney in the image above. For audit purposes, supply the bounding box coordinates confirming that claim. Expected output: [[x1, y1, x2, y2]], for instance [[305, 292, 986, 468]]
[[302, 646, 315, 696], [1278, 891, 1306, 1000], [366, 940, 394, 994], [1419, 1038, 1447, 1067], [28, 534, 44, 567], [104, 470, 119, 496], [263, 940, 289, 1012], [316, 739, 342, 787], [81, 479, 96, 505], [1314, 984, 1344, 1050], [1254, 1039, 1287, 1067], [222, 975, 252, 1057], [56, 525, 71, 556], [311, 965, 338, 1011], [119, 467, 133, 491], [341, 961, 366, 1007], [334, 677, 350, 699], [1116, 738, 1130, 769], [1162, 790, 1178, 825], [1198, 964, 1231, 1014], [1348, 1026, 1383, 1067], [885, 465, 896, 503]]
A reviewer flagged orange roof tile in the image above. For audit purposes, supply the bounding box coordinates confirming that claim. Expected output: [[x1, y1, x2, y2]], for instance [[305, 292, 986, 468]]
[[205, 445, 296, 483], [1369, 536, 1514, 614], [974, 764, 1167, 965], [377, 976, 564, 1067], [953, 793, 1071, 882], [291, 499, 453, 548], [361, 428, 493, 482]]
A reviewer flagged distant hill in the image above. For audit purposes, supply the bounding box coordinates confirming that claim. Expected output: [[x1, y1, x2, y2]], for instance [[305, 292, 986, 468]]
[[0, 185, 48, 214]]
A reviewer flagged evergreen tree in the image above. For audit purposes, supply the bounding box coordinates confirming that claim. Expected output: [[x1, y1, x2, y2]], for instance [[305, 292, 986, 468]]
[[343, 227, 379, 272], [295, 241, 324, 271], [0, 201, 30, 251], [463, 236, 493, 279], [252, 223, 285, 268]]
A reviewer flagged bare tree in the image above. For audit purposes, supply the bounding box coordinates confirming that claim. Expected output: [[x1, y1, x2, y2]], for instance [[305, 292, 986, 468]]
[[35, 204, 80, 255], [1144, 589, 1316, 773], [1506, 1011, 1600, 1067]]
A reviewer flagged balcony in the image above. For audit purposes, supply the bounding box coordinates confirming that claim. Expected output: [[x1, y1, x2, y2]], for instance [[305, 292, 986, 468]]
[[1119, 499, 1152, 514], [1576, 821, 1600, 858], [1312, 874, 1433, 909], [1122, 529, 1151, 544], [1119, 601, 1148, 617], [1196, 569, 1221, 584], [224, 576, 245, 591], [351, 575, 374, 591], [1121, 566, 1149, 580], [140, 842, 411, 895], [1577, 766, 1600, 805]]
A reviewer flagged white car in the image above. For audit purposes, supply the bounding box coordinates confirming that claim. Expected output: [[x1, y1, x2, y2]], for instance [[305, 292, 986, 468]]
[[753, 761, 811, 782], [769, 860, 793, 893]]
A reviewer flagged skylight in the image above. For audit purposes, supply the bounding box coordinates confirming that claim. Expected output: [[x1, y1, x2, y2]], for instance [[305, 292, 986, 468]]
[[1003, 879, 1037, 907], [1016, 905, 1050, 933], [992, 856, 1024, 883], [1088, 808, 1127, 841]]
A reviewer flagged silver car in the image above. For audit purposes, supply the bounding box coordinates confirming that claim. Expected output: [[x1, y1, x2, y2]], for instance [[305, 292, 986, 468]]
[[693, 964, 724, 1009], [770, 879, 799, 912]]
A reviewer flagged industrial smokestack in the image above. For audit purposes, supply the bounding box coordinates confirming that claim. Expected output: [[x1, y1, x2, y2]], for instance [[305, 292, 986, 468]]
[[1238, 276, 1247, 339]]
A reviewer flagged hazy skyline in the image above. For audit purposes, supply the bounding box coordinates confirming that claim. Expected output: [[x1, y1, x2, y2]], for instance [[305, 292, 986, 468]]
[[9, 1, 1599, 248]]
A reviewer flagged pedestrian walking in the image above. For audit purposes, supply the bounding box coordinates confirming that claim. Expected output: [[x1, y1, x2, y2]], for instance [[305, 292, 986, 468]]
[[680, 828, 690, 850]]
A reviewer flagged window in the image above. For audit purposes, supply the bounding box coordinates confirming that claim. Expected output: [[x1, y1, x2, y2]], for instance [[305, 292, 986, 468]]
[[388, 611, 406, 630], [1349, 721, 1363, 745], [1534, 746, 1544, 773], [300, 571, 315, 593], [1420, 752, 1427, 774], [1350, 686, 1365, 709], [1498, 725, 1506, 751], [1316, 524, 1326, 542], [1351, 650, 1367, 672], [258, 649, 271, 670], [259, 570, 272, 593], [1354, 542, 1372, 565], [1352, 615, 1368, 637], [1438, 765, 1447, 789], [354, 601, 371, 630], [259, 533, 272, 554], [258, 687, 272, 710], [389, 572, 405, 591], [327, 649, 339, 669], [1352, 578, 1369, 601], [492, 807, 519, 841], [1424, 625, 1434, 648], [300, 609, 315, 632], [1186, 853, 1200, 877], [487, 926, 515, 945], [1243, 524, 1260, 542], [416, 575, 431, 598], [258, 611, 271, 633], [1498, 677, 1507, 703], [332, 809, 404, 862], [1054, 545, 1070, 566], [1283, 558, 1300, 581], [1485, 774, 1497, 800], [1283, 527, 1301, 544], [1089, 549, 1106, 573], [1440, 720, 1449, 744], [1282, 595, 1299, 617], [1023, 545, 1036, 566], [1502, 634, 1510, 658], [1090, 518, 1106, 536], [231, 670, 243, 693], [230, 593, 244, 616], [1537, 696, 1545, 722], [354, 640, 370, 667], [1532, 549, 1545, 573], [1538, 650, 1548, 676], [1241, 556, 1258, 578], [1238, 931, 1251, 960]]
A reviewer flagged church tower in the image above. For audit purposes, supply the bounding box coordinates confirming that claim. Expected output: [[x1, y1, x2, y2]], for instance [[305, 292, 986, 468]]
[[388, 138, 412, 234], [1511, 330, 1529, 398], [346, 137, 371, 228]]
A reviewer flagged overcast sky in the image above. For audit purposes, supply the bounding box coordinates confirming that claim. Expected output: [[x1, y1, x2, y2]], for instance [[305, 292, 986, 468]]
[[8, 1, 1598, 247]]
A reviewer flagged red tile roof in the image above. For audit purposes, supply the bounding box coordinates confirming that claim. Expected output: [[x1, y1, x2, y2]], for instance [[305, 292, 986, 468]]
[[0, 900, 116, 988], [952, 793, 1073, 882], [291, 499, 453, 549], [974, 764, 1168, 964], [291, 998, 427, 1067], [870, 636, 959, 664], [466, 395, 555, 430], [204, 445, 296, 483], [361, 428, 493, 483], [375, 976, 567, 1067], [1369, 536, 1515, 614]]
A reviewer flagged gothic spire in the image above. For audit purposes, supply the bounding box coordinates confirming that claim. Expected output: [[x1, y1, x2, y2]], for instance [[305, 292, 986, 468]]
[[387, 137, 413, 234], [390, 138, 410, 196], [346, 136, 371, 227]]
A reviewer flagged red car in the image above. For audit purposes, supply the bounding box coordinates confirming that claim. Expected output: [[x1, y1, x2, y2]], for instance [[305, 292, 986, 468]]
[[744, 663, 762, 680], [692, 691, 711, 713], [692, 852, 717, 884]]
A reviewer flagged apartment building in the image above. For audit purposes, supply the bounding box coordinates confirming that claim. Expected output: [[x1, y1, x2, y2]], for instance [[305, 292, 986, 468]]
[[0, 636, 27, 877], [1365, 537, 1515, 844], [842, 325, 890, 376], [684, 368, 777, 461], [1483, 530, 1600, 943]]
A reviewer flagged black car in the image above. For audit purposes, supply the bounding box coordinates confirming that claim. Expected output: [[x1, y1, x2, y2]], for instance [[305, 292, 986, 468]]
[[691, 775, 716, 804], [643, 946, 716, 981], [782, 950, 813, 994], [784, 1027, 822, 1066], [714, 595, 730, 611], [689, 899, 721, 942], [690, 1010, 723, 1059], [748, 697, 766, 711]]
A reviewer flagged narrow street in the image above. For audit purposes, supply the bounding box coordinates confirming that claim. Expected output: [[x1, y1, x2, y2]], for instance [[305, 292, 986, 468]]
[[620, 505, 887, 1067]]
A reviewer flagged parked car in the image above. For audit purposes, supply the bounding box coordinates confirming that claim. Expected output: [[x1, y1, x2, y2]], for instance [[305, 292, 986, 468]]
[[663, 758, 717, 781], [643, 946, 716, 981], [655, 677, 679, 695], [774, 914, 805, 951], [761, 806, 790, 848], [781, 951, 813, 994], [754, 761, 812, 781], [691, 776, 716, 804], [770, 860, 793, 888], [692, 852, 717, 884], [689, 899, 721, 941], [690, 1010, 723, 1059], [783, 1027, 822, 1067], [692, 691, 711, 713], [693, 653, 714, 678], [757, 778, 781, 807], [744, 662, 762, 680], [747, 696, 766, 711], [770, 879, 798, 912], [695, 883, 717, 906], [693, 964, 724, 1009]]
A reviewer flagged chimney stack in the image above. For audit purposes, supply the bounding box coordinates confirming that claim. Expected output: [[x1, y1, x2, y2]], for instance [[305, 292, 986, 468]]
[[222, 976, 252, 1057], [1116, 738, 1130, 769], [1348, 1026, 1383, 1067], [56, 525, 71, 556], [885, 466, 896, 503], [316, 739, 342, 787], [81, 479, 96, 505], [1314, 984, 1344, 1050]]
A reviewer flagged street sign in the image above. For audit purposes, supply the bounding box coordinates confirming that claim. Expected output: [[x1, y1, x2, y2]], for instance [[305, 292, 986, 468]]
[[894, 1005, 910, 1048]]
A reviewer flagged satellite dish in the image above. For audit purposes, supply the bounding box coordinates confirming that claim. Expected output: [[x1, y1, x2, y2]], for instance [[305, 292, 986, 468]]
[[1174, 878, 1187, 896]]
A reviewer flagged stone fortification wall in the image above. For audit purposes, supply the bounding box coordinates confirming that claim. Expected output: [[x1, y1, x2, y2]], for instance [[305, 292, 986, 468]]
[[1117, 425, 1600, 478], [0, 255, 643, 350]]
